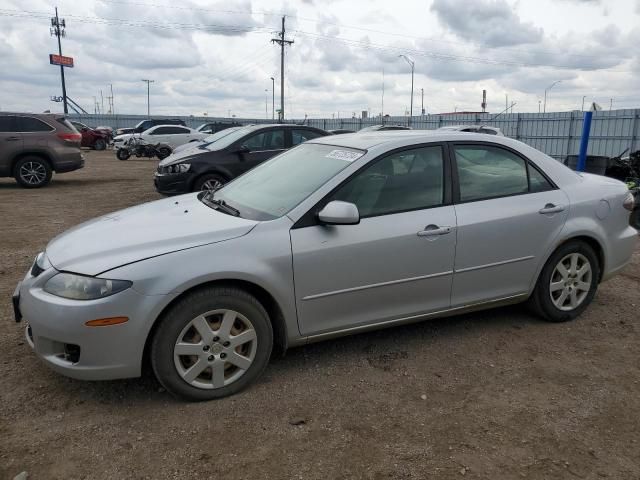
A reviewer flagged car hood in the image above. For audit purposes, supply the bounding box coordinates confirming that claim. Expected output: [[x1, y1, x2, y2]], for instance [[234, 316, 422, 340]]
[[158, 146, 213, 166], [46, 194, 258, 276]]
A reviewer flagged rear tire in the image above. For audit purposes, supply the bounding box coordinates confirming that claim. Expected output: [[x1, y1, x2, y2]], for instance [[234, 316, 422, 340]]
[[150, 287, 273, 401], [13, 156, 52, 188], [529, 240, 600, 322], [116, 148, 130, 160], [94, 138, 106, 151], [157, 147, 172, 160], [193, 173, 227, 193]]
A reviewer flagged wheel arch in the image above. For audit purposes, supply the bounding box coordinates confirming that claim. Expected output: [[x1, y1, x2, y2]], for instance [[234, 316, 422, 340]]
[[142, 278, 288, 373], [11, 151, 53, 175], [189, 168, 232, 191]]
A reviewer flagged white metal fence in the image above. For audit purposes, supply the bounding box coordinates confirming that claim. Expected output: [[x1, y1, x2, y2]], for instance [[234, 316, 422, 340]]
[[71, 109, 640, 160]]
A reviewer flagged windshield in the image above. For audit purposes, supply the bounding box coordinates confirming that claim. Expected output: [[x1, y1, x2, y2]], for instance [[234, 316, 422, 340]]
[[205, 126, 263, 150], [201, 127, 242, 147], [210, 143, 364, 220]]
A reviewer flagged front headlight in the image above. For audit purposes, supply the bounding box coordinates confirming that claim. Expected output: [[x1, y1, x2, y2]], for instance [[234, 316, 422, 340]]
[[163, 163, 191, 174], [44, 273, 132, 300]]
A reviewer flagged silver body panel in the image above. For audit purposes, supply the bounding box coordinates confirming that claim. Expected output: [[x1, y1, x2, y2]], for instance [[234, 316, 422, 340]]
[[17, 131, 637, 380]]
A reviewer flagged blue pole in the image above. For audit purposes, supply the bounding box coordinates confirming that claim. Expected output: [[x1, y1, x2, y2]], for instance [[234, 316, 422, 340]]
[[576, 111, 593, 172]]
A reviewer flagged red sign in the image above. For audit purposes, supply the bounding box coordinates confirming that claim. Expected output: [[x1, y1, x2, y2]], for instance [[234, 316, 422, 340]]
[[49, 54, 74, 68]]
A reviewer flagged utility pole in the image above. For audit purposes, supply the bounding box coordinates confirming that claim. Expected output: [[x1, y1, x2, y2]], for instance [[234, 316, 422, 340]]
[[271, 16, 293, 122], [421, 88, 424, 115], [264, 89, 268, 119], [609, 98, 613, 111], [50, 7, 68, 114], [399, 55, 415, 125], [110, 84, 115, 116], [100, 90, 104, 116], [93, 96, 97, 115], [381, 68, 385, 120], [270, 77, 275, 120], [141, 79, 154, 117]]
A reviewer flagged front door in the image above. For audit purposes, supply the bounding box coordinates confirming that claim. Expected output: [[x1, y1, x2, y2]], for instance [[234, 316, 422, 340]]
[[450, 143, 569, 307], [237, 129, 286, 174], [291, 144, 457, 336]]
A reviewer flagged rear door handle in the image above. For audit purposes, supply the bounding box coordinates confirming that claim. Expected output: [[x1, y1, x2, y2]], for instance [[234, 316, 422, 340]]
[[539, 203, 565, 214], [5, 136, 20, 141], [417, 224, 452, 237]]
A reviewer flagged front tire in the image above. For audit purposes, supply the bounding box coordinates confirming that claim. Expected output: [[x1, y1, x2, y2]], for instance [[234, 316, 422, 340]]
[[13, 156, 52, 188], [150, 287, 273, 401], [193, 173, 227, 193], [157, 146, 172, 160], [94, 138, 107, 151], [529, 241, 600, 322]]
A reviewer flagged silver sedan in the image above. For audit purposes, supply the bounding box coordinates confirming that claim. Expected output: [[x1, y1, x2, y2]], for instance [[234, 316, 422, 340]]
[[13, 131, 637, 401]]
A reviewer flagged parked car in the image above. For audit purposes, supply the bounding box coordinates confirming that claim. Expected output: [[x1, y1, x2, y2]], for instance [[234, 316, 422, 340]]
[[115, 118, 186, 137], [70, 121, 111, 150], [154, 124, 330, 194], [0, 112, 83, 188], [14, 131, 637, 400], [114, 125, 208, 151], [172, 126, 244, 155], [196, 121, 243, 135], [358, 125, 411, 132], [438, 125, 504, 136], [329, 129, 355, 135]]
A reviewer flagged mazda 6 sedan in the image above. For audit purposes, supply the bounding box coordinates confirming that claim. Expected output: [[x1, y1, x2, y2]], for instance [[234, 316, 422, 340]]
[[13, 131, 637, 401]]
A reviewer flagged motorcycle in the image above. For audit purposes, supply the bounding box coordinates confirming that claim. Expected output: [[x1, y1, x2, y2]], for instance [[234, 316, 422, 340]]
[[116, 135, 172, 161]]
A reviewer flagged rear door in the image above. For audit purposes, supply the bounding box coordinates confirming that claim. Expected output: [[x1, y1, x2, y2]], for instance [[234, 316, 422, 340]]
[[0, 116, 23, 175], [450, 142, 569, 306]]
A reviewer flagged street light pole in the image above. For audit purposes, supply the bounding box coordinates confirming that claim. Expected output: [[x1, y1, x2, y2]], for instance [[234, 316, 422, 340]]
[[399, 55, 415, 125], [141, 79, 154, 118], [270, 77, 275, 120], [543, 80, 561, 113], [581, 95, 586, 112]]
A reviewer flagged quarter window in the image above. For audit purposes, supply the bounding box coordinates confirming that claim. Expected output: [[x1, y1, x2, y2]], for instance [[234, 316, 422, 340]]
[[331, 146, 445, 217], [292, 129, 323, 146], [16, 117, 53, 132], [454, 145, 528, 202]]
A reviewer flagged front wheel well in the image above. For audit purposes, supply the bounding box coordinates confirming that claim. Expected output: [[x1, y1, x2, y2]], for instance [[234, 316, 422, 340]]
[[142, 279, 288, 375], [190, 170, 231, 191]]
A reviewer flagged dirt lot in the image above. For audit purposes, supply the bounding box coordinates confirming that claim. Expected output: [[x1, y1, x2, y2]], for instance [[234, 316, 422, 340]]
[[1, 150, 639, 479]]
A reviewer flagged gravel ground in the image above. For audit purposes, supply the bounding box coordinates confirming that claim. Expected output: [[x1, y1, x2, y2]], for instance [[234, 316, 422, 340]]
[[1, 150, 639, 480]]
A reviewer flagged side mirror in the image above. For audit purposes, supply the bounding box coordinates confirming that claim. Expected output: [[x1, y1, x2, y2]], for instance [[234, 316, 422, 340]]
[[235, 145, 251, 154], [318, 201, 360, 225]]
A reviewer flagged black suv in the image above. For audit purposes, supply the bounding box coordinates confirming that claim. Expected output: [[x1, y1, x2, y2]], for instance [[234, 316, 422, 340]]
[[154, 124, 329, 194], [0, 112, 84, 188], [115, 118, 186, 136]]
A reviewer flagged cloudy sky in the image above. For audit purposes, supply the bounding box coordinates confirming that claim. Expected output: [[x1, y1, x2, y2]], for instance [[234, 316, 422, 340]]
[[1, 0, 639, 119]]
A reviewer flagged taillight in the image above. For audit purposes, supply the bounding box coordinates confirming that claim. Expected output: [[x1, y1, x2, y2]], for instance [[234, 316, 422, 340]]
[[57, 132, 82, 143], [623, 192, 635, 211]]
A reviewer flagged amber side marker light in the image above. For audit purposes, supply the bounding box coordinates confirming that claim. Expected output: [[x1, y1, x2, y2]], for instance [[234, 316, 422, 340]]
[[85, 317, 129, 327]]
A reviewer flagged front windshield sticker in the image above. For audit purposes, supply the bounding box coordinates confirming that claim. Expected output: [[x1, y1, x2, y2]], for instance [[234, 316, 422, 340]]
[[325, 149, 363, 162]]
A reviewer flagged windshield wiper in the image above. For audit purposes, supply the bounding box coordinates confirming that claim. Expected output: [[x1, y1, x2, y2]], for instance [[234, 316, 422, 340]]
[[201, 192, 240, 216]]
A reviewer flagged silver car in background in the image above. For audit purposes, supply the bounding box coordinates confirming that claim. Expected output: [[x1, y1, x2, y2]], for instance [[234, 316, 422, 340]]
[[13, 131, 637, 401]]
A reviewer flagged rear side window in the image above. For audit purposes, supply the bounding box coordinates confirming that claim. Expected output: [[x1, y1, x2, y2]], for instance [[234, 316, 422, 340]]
[[528, 163, 554, 193], [159, 126, 190, 134], [454, 145, 528, 202], [17, 117, 54, 132], [0, 116, 18, 132], [292, 129, 324, 146]]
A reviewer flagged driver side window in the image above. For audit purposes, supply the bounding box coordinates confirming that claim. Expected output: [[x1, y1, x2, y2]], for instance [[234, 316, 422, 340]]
[[330, 146, 445, 218]]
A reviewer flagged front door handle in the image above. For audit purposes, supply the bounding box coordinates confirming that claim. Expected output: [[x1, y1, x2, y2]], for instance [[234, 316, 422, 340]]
[[539, 203, 565, 214], [417, 224, 452, 237], [5, 136, 20, 141]]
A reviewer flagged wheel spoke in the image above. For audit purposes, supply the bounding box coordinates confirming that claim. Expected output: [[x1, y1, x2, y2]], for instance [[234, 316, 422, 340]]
[[577, 264, 591, 280], [174, 342, 203, 356], [226, 351, 252, 370], [192, 316, 214, 344], [182, 358, 208, 383], [569, 289, 579, 308], [218, 310, 236, 339], [211, 361, 226, 388], [556, 290, 569, 307], [569, 254, 579, 275], [556, 263, 569, 280], [550, 280, 564, 292], [229, 329, 256, 348], [576, 281, 590, 292]]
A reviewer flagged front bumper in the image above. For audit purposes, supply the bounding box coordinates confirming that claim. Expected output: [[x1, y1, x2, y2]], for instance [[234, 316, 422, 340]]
[[154, 171, 193, 195], [15, 265, 164, 381]]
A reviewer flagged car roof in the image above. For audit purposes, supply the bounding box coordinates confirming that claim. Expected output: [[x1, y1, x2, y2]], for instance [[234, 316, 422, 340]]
[[308, 129, 505, 150]]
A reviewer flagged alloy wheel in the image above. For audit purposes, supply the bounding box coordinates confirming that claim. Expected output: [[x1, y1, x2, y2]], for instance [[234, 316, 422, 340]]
[[202, 179, 222, 192], [19, 161, 47, 185], [173, 309, 257, 389], [549, 253, 592, 311]]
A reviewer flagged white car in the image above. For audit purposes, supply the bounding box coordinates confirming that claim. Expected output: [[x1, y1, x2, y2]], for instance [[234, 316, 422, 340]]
[[113, 125, 208, 149], [438, 125, 504, 136]]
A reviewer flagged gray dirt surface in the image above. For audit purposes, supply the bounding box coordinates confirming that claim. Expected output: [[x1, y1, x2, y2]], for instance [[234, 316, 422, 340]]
[[1, 150, 639, 479]]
